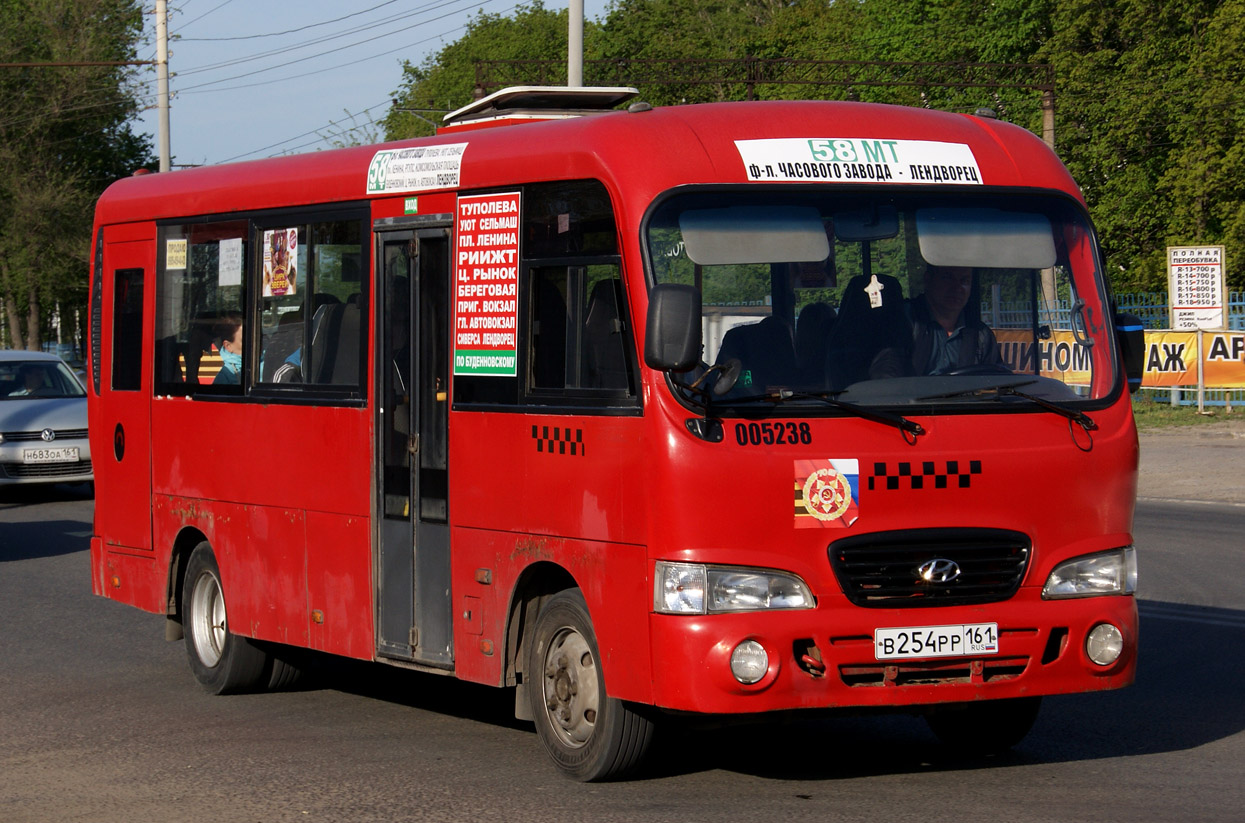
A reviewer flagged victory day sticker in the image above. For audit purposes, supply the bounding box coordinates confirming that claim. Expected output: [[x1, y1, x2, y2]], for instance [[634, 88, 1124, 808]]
[[736, 138, 982, 185], [795, 459, 860, 529]]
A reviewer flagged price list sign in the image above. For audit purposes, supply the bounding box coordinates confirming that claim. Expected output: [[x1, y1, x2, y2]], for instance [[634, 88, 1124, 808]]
[[1168, 245, 1226, 331]]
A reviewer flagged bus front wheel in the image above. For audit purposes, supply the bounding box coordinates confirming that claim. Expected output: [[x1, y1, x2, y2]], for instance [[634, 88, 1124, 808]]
[[182, 542, 270, 695], [527, 589, 655, 781]]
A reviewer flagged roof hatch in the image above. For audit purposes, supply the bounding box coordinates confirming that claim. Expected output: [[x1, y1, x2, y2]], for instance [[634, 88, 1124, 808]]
[[439, 85, 640, 133]]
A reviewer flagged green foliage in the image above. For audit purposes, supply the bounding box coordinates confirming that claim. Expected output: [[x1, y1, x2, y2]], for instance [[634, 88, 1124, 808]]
[[0, 0, 153, 349], [384, 2, 582, 140], [390, 0, 1245, 296]]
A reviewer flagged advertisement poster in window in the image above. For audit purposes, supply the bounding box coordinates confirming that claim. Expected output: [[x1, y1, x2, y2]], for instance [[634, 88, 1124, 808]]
[[453, 192, 520, 377], [263, 228, 298, 297]]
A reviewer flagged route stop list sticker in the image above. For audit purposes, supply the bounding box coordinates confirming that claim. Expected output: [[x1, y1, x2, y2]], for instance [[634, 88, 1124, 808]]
[[454, 192, 520, 376]]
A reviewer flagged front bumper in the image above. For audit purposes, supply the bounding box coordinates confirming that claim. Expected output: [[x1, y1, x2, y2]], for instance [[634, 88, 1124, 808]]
[[648, 588, 1137, 714], [0, 439, 93, 485]]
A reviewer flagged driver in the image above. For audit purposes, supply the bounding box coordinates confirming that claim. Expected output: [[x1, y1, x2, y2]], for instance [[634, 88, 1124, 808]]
[[908, 264, 1002, 375]]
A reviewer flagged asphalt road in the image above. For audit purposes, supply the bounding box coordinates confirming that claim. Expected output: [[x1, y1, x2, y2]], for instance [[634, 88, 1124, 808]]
[[1, 460, 1242, 822]]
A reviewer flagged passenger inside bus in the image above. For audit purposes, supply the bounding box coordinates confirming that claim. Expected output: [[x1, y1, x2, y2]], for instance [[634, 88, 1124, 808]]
[[212, 312, 245, 385]]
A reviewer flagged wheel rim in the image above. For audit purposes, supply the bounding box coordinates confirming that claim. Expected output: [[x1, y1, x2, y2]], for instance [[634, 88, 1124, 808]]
[[540, 625, 600, 749], [189, 569, 227, 668]]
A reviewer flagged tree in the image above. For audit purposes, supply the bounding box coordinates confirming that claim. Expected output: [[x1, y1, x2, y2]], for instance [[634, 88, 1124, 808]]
[[0, 0, 152, 351], [384, 0, 1244, 293], [384, 2, 581, 140]]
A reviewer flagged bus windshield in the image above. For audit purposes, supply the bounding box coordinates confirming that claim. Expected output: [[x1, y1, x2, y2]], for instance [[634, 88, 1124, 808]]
[[646, 189, 1116, 410]]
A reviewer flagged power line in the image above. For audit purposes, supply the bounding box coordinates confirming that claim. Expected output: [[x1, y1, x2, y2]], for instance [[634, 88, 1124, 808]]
[[217, 99, 392, 163], [177, 14, 505, 97], [173, 0, 491, 78], [177, 0, 239, 31], [175, 0, 402, 41]]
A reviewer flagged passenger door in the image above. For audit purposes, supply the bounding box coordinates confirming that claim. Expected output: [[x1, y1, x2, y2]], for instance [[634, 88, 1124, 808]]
[[93, 228, 154, 551], [376, 226, 452, 666]]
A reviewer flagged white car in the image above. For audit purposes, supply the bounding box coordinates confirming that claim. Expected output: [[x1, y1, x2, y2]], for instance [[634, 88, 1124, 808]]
[[0, 351, 92, 487]]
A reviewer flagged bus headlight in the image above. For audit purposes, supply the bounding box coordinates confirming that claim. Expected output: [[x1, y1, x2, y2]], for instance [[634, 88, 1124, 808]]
[[1042, 547, 1137, 599], [654, 562, 813, 614]]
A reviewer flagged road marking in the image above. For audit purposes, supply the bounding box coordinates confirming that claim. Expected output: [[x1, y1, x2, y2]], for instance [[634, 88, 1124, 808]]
[[1137, 495, 1245, 509]]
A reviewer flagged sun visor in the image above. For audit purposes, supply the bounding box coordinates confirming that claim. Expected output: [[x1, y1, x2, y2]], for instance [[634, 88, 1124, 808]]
[[679, 206, 829, 265], [917, 208, 1056, 269]]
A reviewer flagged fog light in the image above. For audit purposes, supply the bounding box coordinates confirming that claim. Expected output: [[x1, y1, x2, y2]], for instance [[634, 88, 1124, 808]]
[[730, 640, 769, 684], [1085, 623, 1124, 666]]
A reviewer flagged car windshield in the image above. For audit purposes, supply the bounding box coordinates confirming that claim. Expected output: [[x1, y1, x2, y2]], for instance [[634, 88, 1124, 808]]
[[646, 189, 1117, 411], [0, 360, 87, 400]]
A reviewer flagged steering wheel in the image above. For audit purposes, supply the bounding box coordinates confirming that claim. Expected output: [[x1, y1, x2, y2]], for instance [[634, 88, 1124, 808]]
[[942, 363, 1014, 377]]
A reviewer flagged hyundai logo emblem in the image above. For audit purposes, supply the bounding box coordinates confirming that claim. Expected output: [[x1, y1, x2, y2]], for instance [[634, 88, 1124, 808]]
[[41, 428, 56, 442], [917, 558, 961, 584]]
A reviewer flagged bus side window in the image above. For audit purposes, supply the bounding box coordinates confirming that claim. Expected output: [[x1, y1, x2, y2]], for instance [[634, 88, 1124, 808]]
[[581, 274, 628, 390], [526, 263, 634, 399], [257, 217, 366, 393], [154, 221, 248, 396], [531, 268, 568, 389]]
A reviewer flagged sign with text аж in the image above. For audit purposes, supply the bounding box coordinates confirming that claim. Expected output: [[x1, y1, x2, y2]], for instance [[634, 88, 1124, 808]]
[[454, 192, 520, 376], [1168, 245, 1226, 330]]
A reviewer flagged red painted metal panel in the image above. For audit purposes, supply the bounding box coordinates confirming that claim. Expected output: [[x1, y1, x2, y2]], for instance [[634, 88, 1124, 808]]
[[449, 526, 651, 703], [306, 510, 374, 660], [97, 549, 165, 613]]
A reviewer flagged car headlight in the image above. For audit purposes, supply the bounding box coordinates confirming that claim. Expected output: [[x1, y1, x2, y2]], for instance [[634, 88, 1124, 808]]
[[654, 561, 813, 614], [1042, 547, 1137, 599]]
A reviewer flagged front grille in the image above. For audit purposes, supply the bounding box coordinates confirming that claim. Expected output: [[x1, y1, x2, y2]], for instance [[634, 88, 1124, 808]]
[[2, 428, 89, 442], [1, 460, 92, 478], [838, 656, 1030, 687], [830, 528, 1030, 608]]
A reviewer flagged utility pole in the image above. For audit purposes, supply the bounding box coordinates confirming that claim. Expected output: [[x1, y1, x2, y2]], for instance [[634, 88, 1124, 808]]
[[156, 0, 171, 172], [568, 0, 583, 87], [1041, 89, 1055, 150]]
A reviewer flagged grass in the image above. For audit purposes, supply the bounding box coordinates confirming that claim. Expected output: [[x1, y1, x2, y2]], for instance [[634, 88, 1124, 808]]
[[1131, 394, 1242, 429]]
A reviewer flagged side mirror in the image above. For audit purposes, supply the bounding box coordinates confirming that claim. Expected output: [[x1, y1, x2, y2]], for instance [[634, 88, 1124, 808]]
[[644, 284, 701, 372], [1114, 313, 1145, 394]]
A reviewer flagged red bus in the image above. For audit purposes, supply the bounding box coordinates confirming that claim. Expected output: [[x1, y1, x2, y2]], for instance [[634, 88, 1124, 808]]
[[89, 87, 1144, 780]]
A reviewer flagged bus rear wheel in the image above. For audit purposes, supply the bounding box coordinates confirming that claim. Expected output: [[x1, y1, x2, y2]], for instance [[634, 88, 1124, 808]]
[[925, 696, 1042, 756], [527, 589, 655, 781], [182, 542, 270, 695]]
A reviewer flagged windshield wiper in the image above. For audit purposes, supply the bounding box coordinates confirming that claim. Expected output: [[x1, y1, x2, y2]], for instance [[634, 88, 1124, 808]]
[[916, 380, 1096, 432], [726, 389, 925, 438], [917, 378, 1040, 401], [998, 385, 1098, 432]]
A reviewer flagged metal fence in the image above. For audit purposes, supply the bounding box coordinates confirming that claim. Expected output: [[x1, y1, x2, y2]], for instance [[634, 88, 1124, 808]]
[[1114, 291, 1245, 331], [1113, 290, 1245, 407]]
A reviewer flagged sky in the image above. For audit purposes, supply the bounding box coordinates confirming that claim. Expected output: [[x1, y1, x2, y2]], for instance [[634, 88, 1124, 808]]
[[134, 0, 610, 168]]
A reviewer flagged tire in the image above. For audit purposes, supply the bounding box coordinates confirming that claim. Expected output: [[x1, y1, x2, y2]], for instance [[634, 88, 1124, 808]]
[[925, 696, 1042, 755], [182, 542, 270, 695], [527, 589, 655, 781]]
